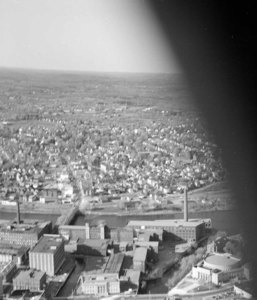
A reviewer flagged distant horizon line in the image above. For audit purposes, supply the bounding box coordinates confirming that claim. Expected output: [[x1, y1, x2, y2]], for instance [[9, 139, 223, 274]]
[[0, 65, 182, 76]]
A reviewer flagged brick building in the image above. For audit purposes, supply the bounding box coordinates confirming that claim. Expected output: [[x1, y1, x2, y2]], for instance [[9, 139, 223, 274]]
[[110, 227, 134, 243], [127, 219, 208, 242], [85, 221, 106, 240], [59, 221, 107, 241], [0, 220, 52, 247]]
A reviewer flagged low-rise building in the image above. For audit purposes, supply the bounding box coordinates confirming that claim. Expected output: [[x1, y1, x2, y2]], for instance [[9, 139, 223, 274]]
[[77, 239, 112, 257], [59, 225, 86, 241], [13, 269, 46, 292], [41, 184, 61, 203], [59, 221, 108, 241], [120, 269, 141, 294], [78, 273, 120, 296], [104, 253, 124, 276], [137, 232, 151, 242], [0, 244, 29, 265], [119, 242, 128, 252], [134, 241, 159, 254]]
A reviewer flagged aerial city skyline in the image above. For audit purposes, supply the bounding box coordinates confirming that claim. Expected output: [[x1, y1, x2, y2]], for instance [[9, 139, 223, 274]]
[[0, 0, 254, 299]]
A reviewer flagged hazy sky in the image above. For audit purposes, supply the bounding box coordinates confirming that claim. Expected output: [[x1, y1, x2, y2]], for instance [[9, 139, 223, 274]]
[[0, 0, 181, 73]]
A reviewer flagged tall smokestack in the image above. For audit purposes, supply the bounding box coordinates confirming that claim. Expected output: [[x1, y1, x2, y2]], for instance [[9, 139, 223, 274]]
[[184, 187, 188, 222], [16, 198, 20, 225]]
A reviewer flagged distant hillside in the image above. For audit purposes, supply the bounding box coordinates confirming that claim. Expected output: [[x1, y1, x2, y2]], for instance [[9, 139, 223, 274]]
[[0, 68, 195, 113]]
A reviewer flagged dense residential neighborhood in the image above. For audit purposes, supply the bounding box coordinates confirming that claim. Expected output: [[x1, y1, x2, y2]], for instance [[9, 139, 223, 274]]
[[0, 103, 225, 208]]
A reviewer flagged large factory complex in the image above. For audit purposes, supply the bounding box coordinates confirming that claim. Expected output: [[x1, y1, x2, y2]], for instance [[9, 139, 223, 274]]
[[0, 190, 252, 299]]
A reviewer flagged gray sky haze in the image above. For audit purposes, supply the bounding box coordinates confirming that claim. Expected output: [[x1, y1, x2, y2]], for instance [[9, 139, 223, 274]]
[[0, 0, 181, 73]]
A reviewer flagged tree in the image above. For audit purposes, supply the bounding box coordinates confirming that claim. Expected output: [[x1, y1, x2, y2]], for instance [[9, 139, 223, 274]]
[[223, 240, 242, 258], [166, 247, 206, 288]]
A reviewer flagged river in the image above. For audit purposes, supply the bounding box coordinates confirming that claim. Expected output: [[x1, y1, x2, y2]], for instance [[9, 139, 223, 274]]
[[0, 211, 60, 225], [0, 209, 241, 235]]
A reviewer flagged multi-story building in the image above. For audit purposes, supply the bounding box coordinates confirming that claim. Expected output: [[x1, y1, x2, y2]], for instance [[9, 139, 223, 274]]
[[127, 219, 207, 242], [59, 220, 107, 241], [127, 189, 211, 243], [110, 227, 134, 243], [29, 234, 64, 276], [133, 247, 148, 273], [79, 273, 120, 296], [59, 225, 87, 241], [0, 220, 52, 247], [13, 270, 46, 292], [85, 221, 106, 240], [0, 244, 29, 266]]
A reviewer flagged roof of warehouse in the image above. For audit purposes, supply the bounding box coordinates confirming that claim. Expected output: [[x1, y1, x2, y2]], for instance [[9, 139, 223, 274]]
[[133, 247, 147, 262]]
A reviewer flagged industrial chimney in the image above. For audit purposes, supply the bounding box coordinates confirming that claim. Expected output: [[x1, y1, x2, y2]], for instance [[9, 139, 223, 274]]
[[184, 187, 188, 222], [16, 198, 21, 225]]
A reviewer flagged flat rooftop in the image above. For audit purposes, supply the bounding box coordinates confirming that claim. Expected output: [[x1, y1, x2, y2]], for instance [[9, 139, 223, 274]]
[[77, 239, 110, 248], [81, 273, 119, 282], [135, 241, 159, 248], [0, 244, 29, 256], [0, 220, 51, 234], [104, 253, 124, 274], [124, 269, 140, 285], [84, 256, 109, 274], [14, 269, 45, 281], [88, 219, 107, 227], [31, 235, 63, 253], [133, 247, 147, 262]]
